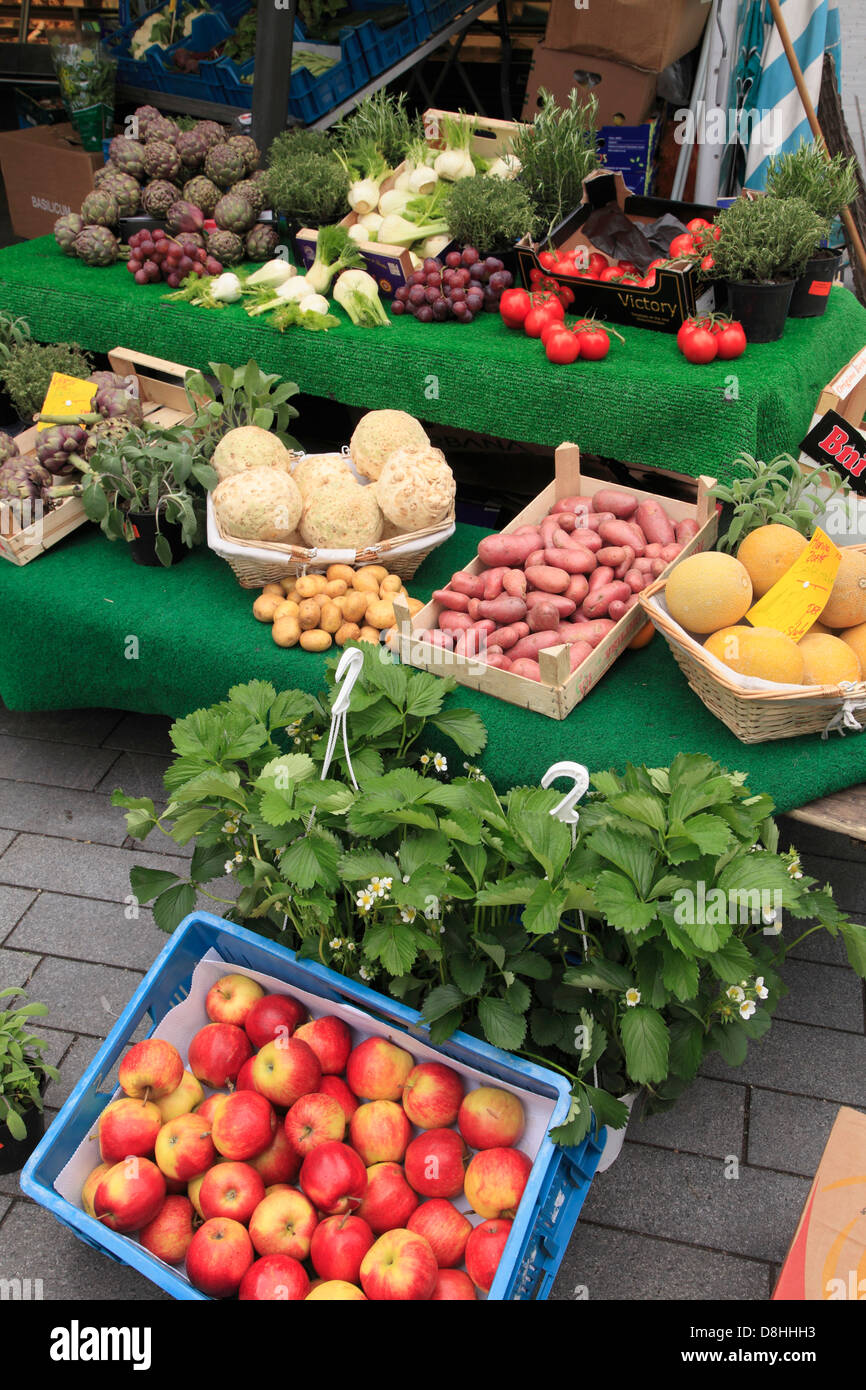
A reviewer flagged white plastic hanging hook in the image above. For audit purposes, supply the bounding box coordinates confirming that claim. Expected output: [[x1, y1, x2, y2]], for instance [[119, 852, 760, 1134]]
[[541, 760, 590, 826], [320, 646, 364, 789]]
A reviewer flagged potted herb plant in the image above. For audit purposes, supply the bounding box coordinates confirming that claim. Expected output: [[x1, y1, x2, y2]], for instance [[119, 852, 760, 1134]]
[[706, 194, 830, 341], [182, 359, 301, 459], [0, 988, 59, 1175], [511, 88, 601, 243], [0, 312, 32, 426], [765, 141, 859, 317], [0, 334, 92, 424]]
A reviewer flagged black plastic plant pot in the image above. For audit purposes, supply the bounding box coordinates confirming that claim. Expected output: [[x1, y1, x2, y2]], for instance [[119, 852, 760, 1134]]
[[0, 1099, 45, 1176], [726, 278, 794, 343], [788, 248, 843, 318], [127, 510, 186, 567]]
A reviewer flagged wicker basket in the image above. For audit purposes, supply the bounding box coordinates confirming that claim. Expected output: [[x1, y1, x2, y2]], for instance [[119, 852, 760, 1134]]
[[639, 563, 866, 744]]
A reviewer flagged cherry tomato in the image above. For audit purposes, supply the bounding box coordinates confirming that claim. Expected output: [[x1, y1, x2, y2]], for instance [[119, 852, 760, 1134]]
[[669, 233, 697, 258], [577, 326, 610, 360], [700, 254, 715, 272], [599, 266, 624, 283], [686, 218, 712, 233], [676, 316, 702, 352], [710, 224, 722, 241], [529, 267, 544, 285], [587, 253, 608, 276], [647, 257, 668, 272], [617, 260, 638, 274], [524, 297, 565, 338], [539, 250, 558, 272], [715, 321, 747, 360], [681, 327, 717, 364], [638, 274, 656, 288], [499, 287, 531, 329], [545, 330, 581, 365], [556, 259, 578, 277]]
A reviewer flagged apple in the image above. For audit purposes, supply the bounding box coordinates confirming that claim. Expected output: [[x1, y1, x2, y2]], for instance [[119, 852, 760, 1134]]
[[249, 1186, 318, 1260], [211, 1090, 277, 1161], [458, 1086, 525, 1150], [349, 1101, 411, 1166], [118, 1039, 184, 1101], [186, 1216, 254, 1299], [359, 1228, 438, 1301], [93, 1157, 166, 1233], [195, 1092, 229, 1125], [98, 1097, 162, 1164], [154, 1112, 217, 1182], [188, 1170, 209, 1219], [464, 1148, 532, 1220], [407, 1198, 472, 1268], [155, 1070, 205, 1123], [356, 1162, 418, 1235], [299, 1141, 367, 1216], [465, 1217, 513, 1292], [305, 1281, 367, 1301], [234, 1057, 259, 1093], [81, 1162, 112, 1218], [404, 1128, 468, 1199], [247, 1127, 300, 1187], [239, 1254, 310, 1301], [310, 1213, 374, 1285], [432, 1269, 478, 1300], [402, 1062, 464, 1130], [187, 1023, 252, 1089], [139, 1194, 195, 1264], [252, 1037, 321, 1108], [319, 1075, 359, 1123], [244, 993, 307, 1050], [285, 1092, 346, 1156], [293, 1015, 352, 1075], [205, 973, 264, 1027], [346, 1037, 414, 1101], [199, 1161, 266, 1225]]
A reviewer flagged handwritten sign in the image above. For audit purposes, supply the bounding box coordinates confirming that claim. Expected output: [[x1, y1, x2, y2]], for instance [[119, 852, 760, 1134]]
[[37, 373, 94, 431], [746, 528, 841, 640]]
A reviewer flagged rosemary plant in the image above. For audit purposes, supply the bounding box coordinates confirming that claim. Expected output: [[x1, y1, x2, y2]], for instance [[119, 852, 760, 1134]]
[[765, 140, 859, 224], [512, 88, 601, 241]]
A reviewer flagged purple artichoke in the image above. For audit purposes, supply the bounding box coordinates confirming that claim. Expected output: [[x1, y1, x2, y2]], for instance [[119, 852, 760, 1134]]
[[204, 143, 245, 189], [176, 128, 209, 173], [34, 424, 87, 476], [195, 121, 227, 151], [144, 114, 179, 145], [244, 223, 280, 262], [73, 225, 121, 267], [225, 135, 259, 176], [80, 190, 118, 228], [0, 432, 19, 466], [92, 387, 144, 425], [0, 455, 52, 504], [183, 176, 221, 218], [167, 200, 205, 234], [143, 140, 182, 183], [233, 179, 266, 217], [133, 105, 162, 140], [214, 192, 256, 234], [205, 229, 244, 266], [90, 372, 136, 392], [94, 169, 141, 217], [107, 136, 146, 179], [143, 180, 181, 219], [54, 213, 84, 255]]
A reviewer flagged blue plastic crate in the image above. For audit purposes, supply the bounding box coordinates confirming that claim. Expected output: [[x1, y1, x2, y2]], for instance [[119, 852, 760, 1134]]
[[213, 30, 370, 122], [21, 910, 603, 1301], [352, 0, 432, 78], [422, 0, 476, 34]]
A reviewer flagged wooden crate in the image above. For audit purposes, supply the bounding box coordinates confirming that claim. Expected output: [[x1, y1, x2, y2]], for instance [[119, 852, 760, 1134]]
[[422, 108, 524, 158], [295, 162, 415, 294], [0, 347, 196, 567], [393, 443, 718, 720]]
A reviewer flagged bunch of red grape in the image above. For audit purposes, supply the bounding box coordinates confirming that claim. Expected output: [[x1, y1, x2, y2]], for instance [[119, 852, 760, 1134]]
[[126, 227, 222, 288], [392, 247, 514, 323]]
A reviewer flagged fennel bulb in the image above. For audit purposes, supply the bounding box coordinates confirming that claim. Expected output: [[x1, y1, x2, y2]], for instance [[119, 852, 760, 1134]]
[[408, 164, 438, 196], [377, 188, 414, 217], [333, 269, 390, 327], [298, 293, 331, 316], [277, 274, 316, 301], [245, 258, 295, 289], [211, 272, 243, 303], [347, 223, 368, 244]]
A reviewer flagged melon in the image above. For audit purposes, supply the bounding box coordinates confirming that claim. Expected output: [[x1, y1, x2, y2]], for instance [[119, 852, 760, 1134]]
[[802, 619, 833, 637], [736, 524, 807, 598], [704, 626, 805, 684], [820, 549, 866, 628], [665, 552, 753, 633], [839, 621, 866, 673], [797, 633, 862, 687]]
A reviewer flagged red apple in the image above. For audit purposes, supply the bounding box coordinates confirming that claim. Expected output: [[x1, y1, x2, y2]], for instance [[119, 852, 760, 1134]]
[[186, 1216, 254, 1298], [234, 1057, 260, 1093], [188, 1170, 209, 1219], [139, 1194, 195, 1264], [299, 1141, 367, 1215], [305, 1280, 367, 1301], [98, 1097, 162, 1164], [195, 1092, 229, 1125], [249, 1186, 318, 1260], [199, 1161, 266, 1225], [211, 1090, 276, 1161], [404, 1128, 468, 1199], [407, 1198, 472, 1267], [252, 1037, 321, 1108], [357, 1162, 418, 1235], [310, 1213, 374, 1285], [239, 1254, 310, 1301], [187, 1023, 252, 1089], [349, 1100, 411, 1166], [458, 1086, 525, 1150], [402, 1062, 464, 1130], [346, 1036, 414, 1101], [93, 1157, 166, 1233], [244, 993, 307, 1050], [293, 1015, 352, 1075], [464, 1148, 532, 1220], [319, 1075, 359, 1123], [465, 1217, 513, 1292], [118, 1039, 184, 1101], [154, 1112, 217, 1182], [155, 1070, 205, 1123], [247, 1126, 300, 1187], [285, 1092, 346, 1156], [205, 972, 264, 1027], [432, 1268, 478, 1300], [81, 1161, 112, 1218], [359, 1228, 438, 1301]]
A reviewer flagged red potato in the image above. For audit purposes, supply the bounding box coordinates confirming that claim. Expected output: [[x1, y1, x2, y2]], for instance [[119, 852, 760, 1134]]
[[449, 572, 484, 598], [509, 658, 541, 681], [439, 610, 474, 632], [569, 640, 595, 671], [555, 619, 615, 648], [484, 653, 513, 670], [475, 596, 527, 625], [528, 602, 562, 633], [467, 619, 497, 636], [580, 511, 616, 532], [482, 566, 507, 602], [615, 547, 636, 580], [583, 581, 631, 620], [676, 518, 700, 544], [650, 559, 666, 576], [564, 574, 590, 606], [508, 631, 564, 661], [551, 496, 594, 516], [510, 524, 542, 537], [525, 565, 571, 593], [608, 594, 641, 622], [660, 542, 684, 563], [525, 548, 546, 568], [502, 569, 527, 598], [624, 569, 650, 593], [598, 520, 645, 553], [635, 500, 676, 546], [488, 621, 529, 651], [477, 533, 540, 569], [433, 588, 470, 612], [633, 557, 656, 573], [456, 630, 485, 657], [525, 591, 576, 617], [540, 515, 567, 550], [571, 527, 603, 552], [418, 629, 454, 649], [588, 565, 615, 592], [554, 511, 577, 533], [592, 488, 639, 519], [541, 547, 596, 576], [596, 546, 632, 569], [644, 542, 664, 559]]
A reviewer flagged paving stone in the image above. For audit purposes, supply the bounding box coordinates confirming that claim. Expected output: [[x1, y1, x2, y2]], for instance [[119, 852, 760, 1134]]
[[0, 946, 40, 990], [0, 1197, 9, 1223], [791, 853, 866, 917], [0, 885, 36, 942], [0, 829, 15, 855], [0, 1199, 171, 1301], [701, 1018, 866, 1107], [747, 1089, 857, 1177], [580, 1141, 810, 1263], [96, 751, 173, 804], [102, 712, 173, 757], [776, 816, 866, 865], [21, 955, 144, 1037], [631, 1078, 746, 1161], [41, 1033, 106, 1111], [774, 957, 865, 1032], [0, 734, 121, 792], [785, 922, 850, 966], [0, 834, 190, 904], [0, 704, 123, 748], [552, 1221, 772, 1301], [7, 892, 169, 972], [0, 779, 129, 846]]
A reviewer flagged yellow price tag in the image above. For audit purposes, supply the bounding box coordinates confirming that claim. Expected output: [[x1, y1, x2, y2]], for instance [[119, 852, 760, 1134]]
[[38, 373, 95, 431], [746, 527, 841, 640]]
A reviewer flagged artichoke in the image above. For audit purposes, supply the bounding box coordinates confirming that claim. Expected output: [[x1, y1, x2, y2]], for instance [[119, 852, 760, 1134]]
[[95, 169, 141, 217], [0, 455, 52, 503], [144, 114, 180, 145], [176, 128, 209, 173], [244, 223, 280, 262], [195, 121, 227, 151], [214, 192, 256, 234], [143, 180, 181, 219], [143, 140, 182, 183], [92, 387, 144, 425], [73, 225, 121, 267], [107, 136, 146, 179], [206, 229, 244, 266], [54, 213, 84, 255], [175, 231, 206, 252], [167, 200, 204, 234], [80, 190, 119, 228], [0, 432, 19, 465], [233, 179, 266, 217], [83, 416, 137, 460], [204, 143, 246, 189], [183, 176, 221, 218], [225, 135, 259, 176], [90, 371, 136, 393], [34, 424, 87, 475], [133, 105, 162, 140]]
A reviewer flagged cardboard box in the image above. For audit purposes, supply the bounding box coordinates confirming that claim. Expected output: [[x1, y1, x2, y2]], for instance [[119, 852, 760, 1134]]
[[774, 1107, 866, 1301], [0, 123, 103, 239], [522, 45, 657, 127], [544, 0, 712, 73]]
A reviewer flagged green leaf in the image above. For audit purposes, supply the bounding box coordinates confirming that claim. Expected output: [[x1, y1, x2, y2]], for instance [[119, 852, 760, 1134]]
[[508, 787, 573, 880], [427, 1008, 464, 1044], [475, 873, 540, 908], [113, 794, 156, 840], [706, 937, 755, 983], [478, 996, 527, 1051], [593, 870, 657, 934], [620, 1006, 669, 1085], [708, 1020, 748, 1067], [363, 918, 427, 976], [363, 653, 406, 707], [450, 954, 487, 996], [508, 951, 552, 981], [168, 805, 217, 845], [190, 842, 231, 884], [129, 866, 181, 904], [562, 959, 634, 992], [587, 825, 656, 896], [259, 787, 300, 827], [530, 1007, 565, 1046], [455, 839, 487, 889], [475, 937, 506, 970], [338, 849, 400, 882], [660, 943, 700, 1002], [608, 792, 667, 834], [668, 1017, 705, 1080], [151, 881, 196, 933], [428, 708, 487, 755], [438, 810, 483, 845], [673, 813, 733, 858], [839, 921, 866, 978], [505, 979, 531, 1012], [422, 983, 468, 1023], [403, 670, 445, 718], [522, 880, 568, 936], [584, 1084, 631, 1132], [280, 832, 340, 892]]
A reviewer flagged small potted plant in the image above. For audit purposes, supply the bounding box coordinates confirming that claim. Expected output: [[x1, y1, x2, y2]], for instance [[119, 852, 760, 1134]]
[[765, 141, 858, 317], [0, 988, 59, 1175], [706, 194, 830, 341]]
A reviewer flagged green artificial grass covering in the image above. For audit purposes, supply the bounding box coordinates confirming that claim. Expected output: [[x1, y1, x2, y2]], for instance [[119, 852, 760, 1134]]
[[3, 524, 866, 815], [2, 237, 866, 483]]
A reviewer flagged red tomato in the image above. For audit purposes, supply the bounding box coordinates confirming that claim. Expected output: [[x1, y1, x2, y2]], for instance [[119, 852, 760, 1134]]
[[577, 326, 610, 360], [647, 257, 667, 271], [686, 218, 712, 233], [700, 254, 715, 272], [540, 316, 568, 345], [676, 316, 702, 352], [529, 267, 544, 285], [556, 259, 578, 278], [587, 253, 608, 276], [715, 321, 747, 360], [669, 234, 697, 258], [545, 330, 581, 365], [710, 224, 722, 241], [681, 327, 717, 364], [619, 276, 640, 285], [638, 274, 656, 288], [524, 298, 565, 338], [539, 250, 558, 272], [499, 287, 531, 329], [616, 260, 638, 273], [599, 266, 624, 283]]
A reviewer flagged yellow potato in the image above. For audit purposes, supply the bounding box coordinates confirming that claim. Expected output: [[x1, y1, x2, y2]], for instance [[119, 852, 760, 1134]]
[[319, 601, 342, 635], [324, 579, 348, 599], [283, 586, 302, 604], [272, 599, 300, 623], [335, 622, 361, 646], [407, 596, 424, 617], [300, 629, 332, 652], [356, 564, 388, 583], [296, 574, 328, 598], [365, 598, 396, 631], [327, 564, 356, 585], [352, 570, 380, 593], [253, 594, 283, 623], [380, 574, 403, 594], [280, 577, 297, 595], [298, 598, 322, 631], [342, 591, 369, 624], [272, 616, 300, 648], [263, 582, 284, 597], [358, 625, 380, 644]]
